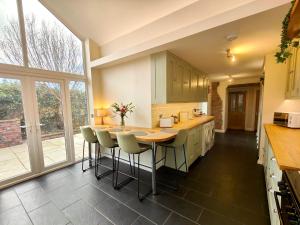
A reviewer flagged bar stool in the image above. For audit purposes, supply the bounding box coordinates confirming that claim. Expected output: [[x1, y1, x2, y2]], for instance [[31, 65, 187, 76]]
[[116, 133, 152, 201], [80, 127, 99, 173], [95, 130, 118, 184], [157, 129, 189, 175]]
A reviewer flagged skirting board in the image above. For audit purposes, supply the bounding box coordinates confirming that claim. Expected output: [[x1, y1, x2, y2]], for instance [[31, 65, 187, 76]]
[[215, 129, 225, 133]]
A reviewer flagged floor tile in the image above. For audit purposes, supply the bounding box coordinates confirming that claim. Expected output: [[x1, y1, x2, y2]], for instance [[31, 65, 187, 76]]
[[0, 189, 21, 213], [131, 216, 156, 225], [19, 187, 50, 212], [150, 192, 203, 221], [96, 178, 137, 204], [63, 200, 113, 225], [95, 197, 139, 225], [163, 213, 198, 225], [29, 202, 69, 225], [75, 184, 110, 207], [14, 180, 41, 195], [126, 197, 171, 225], [47, 185, 81, 210], [198, 209, 243, 225], [0, 205, 33, 225]]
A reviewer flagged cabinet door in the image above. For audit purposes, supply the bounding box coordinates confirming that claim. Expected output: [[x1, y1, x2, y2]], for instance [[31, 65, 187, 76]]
[[286, 47, 299, 98], [191, 69, 199, 101], [167, 56, 182, 102], [198, 75, 204, 102], [182, 65, 192, 101], [203, 77, 209, 102], [293, 47, 300, 97]]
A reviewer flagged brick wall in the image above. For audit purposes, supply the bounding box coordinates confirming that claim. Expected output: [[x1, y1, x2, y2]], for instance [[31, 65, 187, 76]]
[[0, 119, 23, 148], [211, 82, 223, 129]]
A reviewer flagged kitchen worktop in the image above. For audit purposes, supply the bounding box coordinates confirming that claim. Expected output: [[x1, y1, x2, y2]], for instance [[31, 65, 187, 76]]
[[264, 124, 300, 170], [170, 116, 214, 130], [94, 116, 214, 142]]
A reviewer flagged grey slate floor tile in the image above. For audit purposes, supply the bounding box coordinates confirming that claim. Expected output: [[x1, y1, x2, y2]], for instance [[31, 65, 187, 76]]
[[18, 187, 50, 212], [0, 189, 21, 213], [63, 200, 113, 225], [29, 202, 69, 225], [95, 197, 139, 225], [0, 205, 33, 225]]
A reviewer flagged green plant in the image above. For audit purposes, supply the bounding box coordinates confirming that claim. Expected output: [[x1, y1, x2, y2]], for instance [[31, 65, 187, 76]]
[[275, 0, 299, 63]]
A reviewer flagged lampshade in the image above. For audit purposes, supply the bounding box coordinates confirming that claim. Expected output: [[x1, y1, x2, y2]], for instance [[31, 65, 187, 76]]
[[95, 108, 107, 117]]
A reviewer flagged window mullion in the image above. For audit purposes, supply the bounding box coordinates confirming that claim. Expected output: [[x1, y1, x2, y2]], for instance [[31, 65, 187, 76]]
[[16, 0, 29, 67]]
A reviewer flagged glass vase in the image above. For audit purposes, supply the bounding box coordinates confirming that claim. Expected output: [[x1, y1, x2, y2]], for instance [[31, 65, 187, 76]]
[[120, 115, 125, 127]]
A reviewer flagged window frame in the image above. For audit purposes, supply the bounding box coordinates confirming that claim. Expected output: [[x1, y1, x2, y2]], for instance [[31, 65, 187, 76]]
[[0, 0, 87, 78]]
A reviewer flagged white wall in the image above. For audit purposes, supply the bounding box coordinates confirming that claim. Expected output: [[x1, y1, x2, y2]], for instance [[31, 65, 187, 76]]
[[258, 53, 300, 163], [94, 56, 152, 128], [216, 77, 260, 132]]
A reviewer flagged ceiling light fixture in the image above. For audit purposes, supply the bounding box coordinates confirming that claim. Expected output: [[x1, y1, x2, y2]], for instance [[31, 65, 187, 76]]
[[228, 75, 233, 83], [226, 48, 236, 62]]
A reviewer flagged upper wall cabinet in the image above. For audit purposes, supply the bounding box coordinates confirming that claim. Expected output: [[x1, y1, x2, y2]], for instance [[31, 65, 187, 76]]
[[151, 51, 208, 103], [286, 46, 300, 99]]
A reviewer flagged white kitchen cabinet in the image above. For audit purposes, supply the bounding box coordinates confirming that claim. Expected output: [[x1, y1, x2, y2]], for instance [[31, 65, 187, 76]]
[[286, 46, 300, 99], [164, 121, 214, 172], [151, 51, 208, 103], [264, 134, 282, 225]]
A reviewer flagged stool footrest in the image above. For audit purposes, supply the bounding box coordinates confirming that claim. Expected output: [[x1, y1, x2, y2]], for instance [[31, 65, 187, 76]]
[[115, 177, 134, 190], [96, 169, 114, 180]]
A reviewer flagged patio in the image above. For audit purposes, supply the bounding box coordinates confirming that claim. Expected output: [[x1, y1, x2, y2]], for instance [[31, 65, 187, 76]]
[[0, 133, 84, 181]]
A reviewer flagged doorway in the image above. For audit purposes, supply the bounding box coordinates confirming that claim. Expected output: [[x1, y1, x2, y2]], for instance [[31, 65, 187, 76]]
[[0, 76, 73, 184], [228, 92, 246, 130]]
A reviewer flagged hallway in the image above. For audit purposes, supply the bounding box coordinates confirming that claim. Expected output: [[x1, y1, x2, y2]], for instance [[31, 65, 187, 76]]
[[0, 131, 270, 225]]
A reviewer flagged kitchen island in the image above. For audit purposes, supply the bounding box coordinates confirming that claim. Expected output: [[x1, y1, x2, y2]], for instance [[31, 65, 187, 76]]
[[94, 115, 215, 194]]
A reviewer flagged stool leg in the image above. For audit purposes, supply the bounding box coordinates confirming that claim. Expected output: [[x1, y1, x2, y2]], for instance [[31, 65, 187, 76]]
[[173, 147, 177, 170], [112, 147, 115, 187], [95, 144, 100, 179], [137, 153, 141, 201], [95, 143, 99, 177], [183, 144, 188, 172], [81, 140, 86, 172], [128, 154, 133, 175], [88, 142, 92, 167], [164, 146, 167, 166], [133, 154, 136, 176], [114, 149, 121, 189]]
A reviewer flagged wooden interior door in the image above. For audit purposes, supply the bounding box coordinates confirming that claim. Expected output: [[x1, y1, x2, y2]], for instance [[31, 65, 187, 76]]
[[254, 90, 260, 131], [228, 92, 246, 130]]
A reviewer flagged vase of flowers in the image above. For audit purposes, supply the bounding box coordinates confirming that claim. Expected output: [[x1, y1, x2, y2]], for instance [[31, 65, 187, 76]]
[[111, 102, 135, 127]]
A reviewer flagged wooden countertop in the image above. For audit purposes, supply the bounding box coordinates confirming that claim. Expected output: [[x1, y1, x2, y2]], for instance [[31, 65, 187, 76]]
[[172, 116, 214, 130], [94, 116, 214, 143], [264, 124, 300, 170]]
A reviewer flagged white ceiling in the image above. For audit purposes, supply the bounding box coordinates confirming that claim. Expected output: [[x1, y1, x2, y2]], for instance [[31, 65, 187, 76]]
[[40, 0, 198, 45], [165, 4, 289, 80]]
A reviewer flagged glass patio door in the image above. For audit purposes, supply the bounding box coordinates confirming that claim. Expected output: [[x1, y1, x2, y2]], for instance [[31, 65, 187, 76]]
[[32, 79, 71, 169], [0, 77, 33, 182]]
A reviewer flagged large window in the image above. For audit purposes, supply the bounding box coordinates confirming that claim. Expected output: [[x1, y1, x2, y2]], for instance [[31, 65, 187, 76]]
[[0, 0, 84, 75], [23, 0, 84, 75], [0, 0, 23, 66], [69, 81, 89, 160]]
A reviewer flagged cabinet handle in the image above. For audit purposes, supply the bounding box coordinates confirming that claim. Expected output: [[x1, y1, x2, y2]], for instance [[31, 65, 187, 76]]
[[270, 173, 277, 179]]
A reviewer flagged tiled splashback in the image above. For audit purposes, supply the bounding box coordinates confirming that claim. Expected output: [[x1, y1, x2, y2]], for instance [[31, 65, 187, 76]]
[[151, 102, 208, 128]]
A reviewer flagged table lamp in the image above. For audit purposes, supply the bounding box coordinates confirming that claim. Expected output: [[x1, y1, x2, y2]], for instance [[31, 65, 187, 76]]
[[95, 108, 107, 125]]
